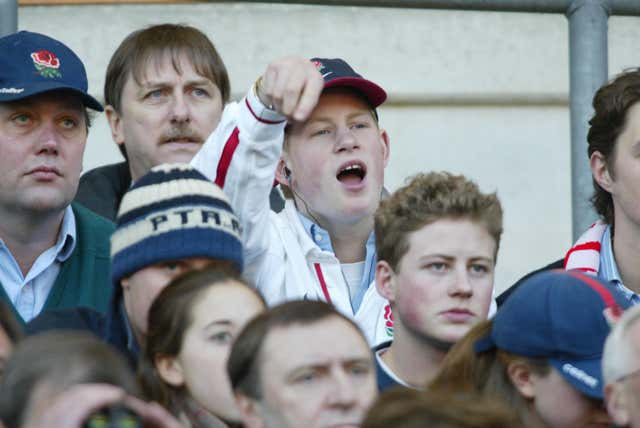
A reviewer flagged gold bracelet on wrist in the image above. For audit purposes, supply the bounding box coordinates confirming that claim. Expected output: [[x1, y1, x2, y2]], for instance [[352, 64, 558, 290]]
[[254, 76, 275, 110]]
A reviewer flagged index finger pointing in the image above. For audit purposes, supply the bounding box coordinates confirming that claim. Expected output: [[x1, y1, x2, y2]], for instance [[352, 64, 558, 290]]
[[293, 68, 325, 122]]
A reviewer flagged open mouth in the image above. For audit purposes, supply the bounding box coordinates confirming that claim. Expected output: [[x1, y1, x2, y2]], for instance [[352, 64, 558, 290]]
[[336, 161, 367, 186]]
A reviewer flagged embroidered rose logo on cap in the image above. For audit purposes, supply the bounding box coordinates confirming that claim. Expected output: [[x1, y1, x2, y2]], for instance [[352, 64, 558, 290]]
[[312, 60, 325, 72], [30, 50, 62, 79], [0, 31, 102, 109]]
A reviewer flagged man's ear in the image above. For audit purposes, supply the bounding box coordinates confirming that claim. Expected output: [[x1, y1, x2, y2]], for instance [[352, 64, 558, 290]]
[[380, 129, 390, 168], [154, 354, 185, 387], [275, 158, 290, 187], [590, 151, 614, 193], [605, 382, 631, 427], [507, 360, 536, 399], [375, 260, 397, 304], [235, 393, 265, 428], [105, 105, 125, 148]]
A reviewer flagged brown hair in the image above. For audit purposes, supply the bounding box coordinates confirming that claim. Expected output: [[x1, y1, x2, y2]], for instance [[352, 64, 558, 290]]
[[0, 331, 139, 428], [429, 320, 549, 428], [227, 300, 365, 399], [375, 172, 503, 271], [361, 387, 522, 428], [587, 68, 640, 225], [104, 23, 231, 158], [139, 266, 264, 416], [105, 23, 230, 112]]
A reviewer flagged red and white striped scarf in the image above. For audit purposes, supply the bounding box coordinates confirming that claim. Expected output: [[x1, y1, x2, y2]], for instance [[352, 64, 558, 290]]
[[563, 220, 607, 275]]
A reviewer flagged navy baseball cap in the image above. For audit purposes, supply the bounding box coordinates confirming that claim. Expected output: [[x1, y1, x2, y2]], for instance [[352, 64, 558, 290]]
[[474, 269, 630, 399], [310, 58, 387, 109], [0, 31, 103, 111]]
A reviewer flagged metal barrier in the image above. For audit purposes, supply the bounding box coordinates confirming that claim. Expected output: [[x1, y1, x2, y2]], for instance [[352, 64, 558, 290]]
[[0, 0, 17, 37]]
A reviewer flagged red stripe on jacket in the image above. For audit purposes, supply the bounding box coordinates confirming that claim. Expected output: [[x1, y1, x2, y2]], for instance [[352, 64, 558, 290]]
[[215, 127, 240, 188]]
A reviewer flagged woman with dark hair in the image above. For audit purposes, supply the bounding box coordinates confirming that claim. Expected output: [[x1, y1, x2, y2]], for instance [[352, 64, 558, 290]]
[[140, 267, 266, 427], [430, 270, 628, 428]]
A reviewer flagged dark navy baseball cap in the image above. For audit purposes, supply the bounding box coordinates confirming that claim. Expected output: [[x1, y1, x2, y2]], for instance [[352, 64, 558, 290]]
[[474, 269, 630, 399], [0, 31, 103, 111], [310, 58, 387, 109]]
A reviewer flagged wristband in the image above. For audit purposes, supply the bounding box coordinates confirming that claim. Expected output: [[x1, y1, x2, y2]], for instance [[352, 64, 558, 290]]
[[254, 76, 275, 110]]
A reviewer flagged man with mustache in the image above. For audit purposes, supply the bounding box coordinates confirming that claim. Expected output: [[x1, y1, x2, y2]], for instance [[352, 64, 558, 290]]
[[75, 24, 284, 221], [0, 31, 112, 323]]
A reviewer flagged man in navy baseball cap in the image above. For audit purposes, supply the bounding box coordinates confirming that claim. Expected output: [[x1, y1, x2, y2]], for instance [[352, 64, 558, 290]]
[[476, 269, 630, 400], [0, 31, 102, 110], [0, 31, 113, 324]]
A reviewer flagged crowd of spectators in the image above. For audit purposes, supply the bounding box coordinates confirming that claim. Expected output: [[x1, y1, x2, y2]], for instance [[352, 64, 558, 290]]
[[0, 23, 639, 428]]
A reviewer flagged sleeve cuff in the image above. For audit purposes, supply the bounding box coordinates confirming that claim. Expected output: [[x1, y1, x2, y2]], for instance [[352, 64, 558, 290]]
[[245, 83, 287, 125]]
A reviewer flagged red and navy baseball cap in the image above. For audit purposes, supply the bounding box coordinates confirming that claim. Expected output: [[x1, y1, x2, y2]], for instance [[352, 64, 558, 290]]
[[474, 269, 630, 399], [310, 58, 387, 109], [0, 31, 103, 111]]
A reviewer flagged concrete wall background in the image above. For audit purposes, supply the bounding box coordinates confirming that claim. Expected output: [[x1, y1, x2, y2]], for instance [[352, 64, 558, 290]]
[[17, 3, 640, 293]]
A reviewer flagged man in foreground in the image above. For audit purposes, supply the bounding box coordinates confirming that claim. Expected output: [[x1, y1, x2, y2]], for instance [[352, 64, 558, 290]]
[[228, 300, 378, 428]]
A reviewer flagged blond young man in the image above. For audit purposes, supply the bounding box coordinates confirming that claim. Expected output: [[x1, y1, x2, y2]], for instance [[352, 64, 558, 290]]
[[374, 172, 503, 390]]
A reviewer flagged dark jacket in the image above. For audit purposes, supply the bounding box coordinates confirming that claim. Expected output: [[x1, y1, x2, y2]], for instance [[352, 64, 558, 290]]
[[0, 203, 114, 324], [75, 161, 286, 221], [26, 292, 138, 367], [74, 162, 131, 221], [496, 258, 564, 306], [373, 341, 405, 392]]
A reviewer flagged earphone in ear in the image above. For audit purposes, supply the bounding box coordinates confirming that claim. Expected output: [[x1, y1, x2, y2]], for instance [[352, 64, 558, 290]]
[[281, 164, 323, 227]]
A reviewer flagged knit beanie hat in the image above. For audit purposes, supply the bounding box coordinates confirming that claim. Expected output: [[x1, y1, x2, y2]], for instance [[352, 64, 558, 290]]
[[111, 163, 243, 289]]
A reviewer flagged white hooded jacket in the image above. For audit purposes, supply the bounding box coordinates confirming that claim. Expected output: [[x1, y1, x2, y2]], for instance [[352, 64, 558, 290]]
[[191, 87, 393, 346]]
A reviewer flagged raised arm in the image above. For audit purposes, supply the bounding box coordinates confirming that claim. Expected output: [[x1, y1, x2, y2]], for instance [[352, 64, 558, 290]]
[[191, 57, 322, 267]]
